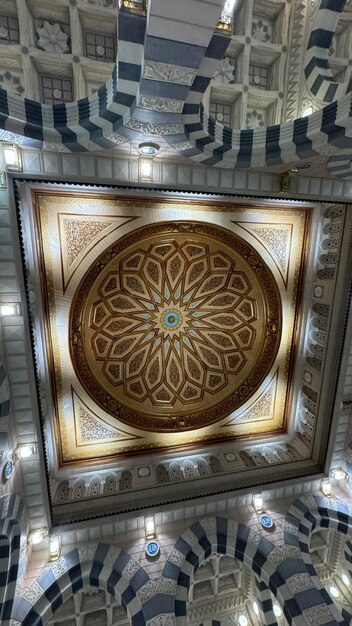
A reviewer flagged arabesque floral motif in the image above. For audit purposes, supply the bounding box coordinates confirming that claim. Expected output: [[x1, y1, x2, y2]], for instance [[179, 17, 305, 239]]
[[37, 21, 69, 54]]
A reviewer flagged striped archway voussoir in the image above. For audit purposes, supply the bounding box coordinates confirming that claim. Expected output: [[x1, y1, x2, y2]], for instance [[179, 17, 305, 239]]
[[11, 543, 149, 626]]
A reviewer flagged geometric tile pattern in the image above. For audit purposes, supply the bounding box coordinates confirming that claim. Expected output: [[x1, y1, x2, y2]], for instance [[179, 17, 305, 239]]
[[71, 225, 281, 430], [22, 191, 309, 478]]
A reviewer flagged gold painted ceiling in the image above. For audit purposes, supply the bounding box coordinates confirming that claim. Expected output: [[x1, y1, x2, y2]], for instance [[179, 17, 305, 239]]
[[34, 192, 309, 465]]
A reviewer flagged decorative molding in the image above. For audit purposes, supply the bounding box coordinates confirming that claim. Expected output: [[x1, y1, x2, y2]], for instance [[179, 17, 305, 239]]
[[143, 61, 196, 86], [138, 95, 183, 113], [138, 579, 177, 604], [37, 21, 69, 54], [223, 372, 277, 426], [286, 572, 313, 594], [284, 0, 307, 121], [126, 119, 184, 135], [22, 580, 45, 605]]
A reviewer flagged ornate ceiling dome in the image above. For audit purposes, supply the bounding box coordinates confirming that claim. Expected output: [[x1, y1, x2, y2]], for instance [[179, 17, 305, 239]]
[[70, 222, 281, 431]]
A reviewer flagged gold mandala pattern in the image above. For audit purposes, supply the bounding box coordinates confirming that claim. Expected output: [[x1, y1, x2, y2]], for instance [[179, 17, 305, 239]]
[[70, 223, 282, 431]]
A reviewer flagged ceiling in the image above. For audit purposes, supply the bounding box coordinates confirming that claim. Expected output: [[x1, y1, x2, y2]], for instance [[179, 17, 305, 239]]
[[31, 190, 306, 464], [1, 3, 352, 623], [0, 0, 352, 178], [13, 179, 351, 525]]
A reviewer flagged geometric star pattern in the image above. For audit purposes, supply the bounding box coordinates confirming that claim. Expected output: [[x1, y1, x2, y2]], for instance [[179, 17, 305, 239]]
[[71, 222, 281, 432]]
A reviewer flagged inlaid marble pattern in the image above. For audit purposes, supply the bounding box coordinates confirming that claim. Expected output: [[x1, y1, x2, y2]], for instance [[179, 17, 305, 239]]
[[27, 191, 308, 463]]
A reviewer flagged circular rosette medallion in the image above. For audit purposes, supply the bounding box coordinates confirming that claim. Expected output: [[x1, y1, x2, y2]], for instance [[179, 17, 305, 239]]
[[70, 222, 281, 431]]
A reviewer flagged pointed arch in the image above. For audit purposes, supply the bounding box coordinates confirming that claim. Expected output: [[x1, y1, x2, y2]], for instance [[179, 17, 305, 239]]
[[284, 495, 352, 625], [12, 543, 149, 626], [162, 517, 275, 626], [0, 494, 26, 624], [163, 515, 343, 626]]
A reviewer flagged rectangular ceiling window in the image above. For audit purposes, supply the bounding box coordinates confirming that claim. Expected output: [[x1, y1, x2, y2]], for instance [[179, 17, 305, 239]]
[[209, 101, 232, 126], [249, 64, 269, 89], [85, 31, 116, 62], [41, 76, 73, 105], [0, 15, 19, 44]]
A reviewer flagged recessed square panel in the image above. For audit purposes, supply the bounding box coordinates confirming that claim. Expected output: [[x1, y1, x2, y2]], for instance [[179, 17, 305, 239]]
[[30, 191, 309, 465]]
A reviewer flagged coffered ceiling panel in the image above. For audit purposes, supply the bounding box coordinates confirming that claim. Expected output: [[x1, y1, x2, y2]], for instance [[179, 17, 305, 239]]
[[30, 191, 309, 465]]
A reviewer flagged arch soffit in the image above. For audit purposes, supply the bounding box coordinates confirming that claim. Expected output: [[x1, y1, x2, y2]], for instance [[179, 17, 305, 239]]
[[12, 543, 149, 626], [163, 515, 346, 626], [0, 494, 26, 623]]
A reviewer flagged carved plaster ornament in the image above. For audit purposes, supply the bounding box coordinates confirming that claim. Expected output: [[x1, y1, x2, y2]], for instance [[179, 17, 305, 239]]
[[37, 21, 69, 54], [213, 57, 235, 84]]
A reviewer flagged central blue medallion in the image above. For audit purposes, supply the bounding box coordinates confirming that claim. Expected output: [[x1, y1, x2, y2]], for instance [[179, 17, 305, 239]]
[[164, 312, 179, 327]]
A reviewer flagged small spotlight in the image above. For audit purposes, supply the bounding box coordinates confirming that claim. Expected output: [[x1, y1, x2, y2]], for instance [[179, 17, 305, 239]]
[[301, 106, 313, 117], [0, 142, 22, 171], [49, 535, 62, 561], [15, 443, 37, 461], [329, 585, 339, 598], [0, 303, 21, 317], [331, 467, 348, 481], [273, 603, 282, 617], [252, 601, 259, 615], [342, 573, 350, 586], [321, 478, 332, 497], [239, 615, 248, 626], [253, 493, 263, 514], [30, 528, 48, 545], [145, 516, 156, 539]]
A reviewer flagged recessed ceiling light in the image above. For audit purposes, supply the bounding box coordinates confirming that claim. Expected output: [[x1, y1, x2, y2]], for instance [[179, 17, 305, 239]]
[[321, 478, 332, 496], [0, 141, 22, 171], [0, 302, 21, 316], [145, 515, 156, 539], [49, 535, 62, 561], [138, 142, 160, 156], [342, 574, 350, 586], [252, 601, 259, 615], [329, 585, 339, 598], [253, 492, 263, 513], [15, 443, 38, 460], [30, 528, 48, 545], [331, 467, 348, 481], [273, 603, 282, 617], [301, 106, 313, 117]]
